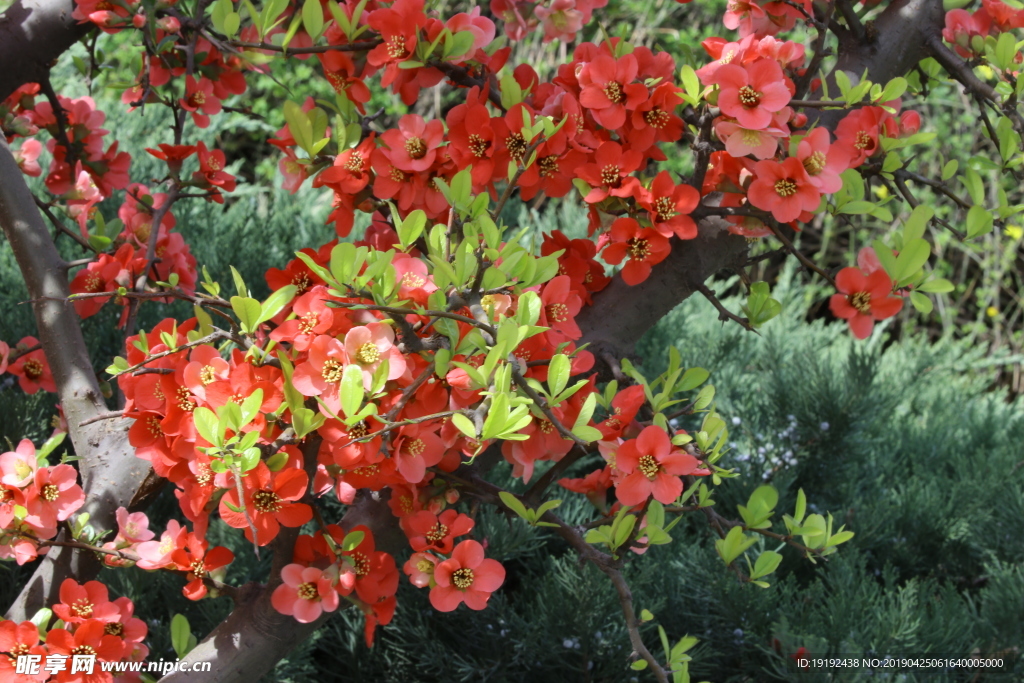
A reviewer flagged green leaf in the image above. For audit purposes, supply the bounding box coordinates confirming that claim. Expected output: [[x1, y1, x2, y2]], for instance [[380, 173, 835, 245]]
[[630, 660, 648, 671], [498, 491, 530, 519], [917, 278, 954, 294], [910, 291, 933, 314], [902, 205, 933, 244], [942, 159, 958, 180], [342, 530, 365, 551], [231, 296, 262, 334], [547, 354, 570, 399], [340, 364, 364, 418], [193, 407, 221, 446], [750, 550, 783, 579], [258, 285, 297, 325], [877, 76, 907, 102], [892, 238, 931, 283], [302, 0, 324, 39], [677, 367, 709, 392], [966, 205, 994, 239], [838, 200, 877, 215], [35, 431, 67, 465], [170, 614, 192, 658], [794, 488, 806, 524], [451, 412, 478, 439]]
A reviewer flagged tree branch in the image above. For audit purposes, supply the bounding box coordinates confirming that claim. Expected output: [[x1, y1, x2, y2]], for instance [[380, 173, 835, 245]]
[[1, 138, 149, 621]]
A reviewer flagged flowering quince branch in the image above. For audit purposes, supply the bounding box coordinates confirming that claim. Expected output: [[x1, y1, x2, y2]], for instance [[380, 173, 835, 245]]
[[695, 283, 757, 332], [3, 0, 1024, 676]]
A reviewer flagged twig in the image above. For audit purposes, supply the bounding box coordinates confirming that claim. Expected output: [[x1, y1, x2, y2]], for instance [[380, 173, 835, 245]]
[[225, 38, 382, 55], [835, 0, 865, 42], [695, 283, 756, 332], [32, 195, 91, 252], [765, 222, 837, 288]]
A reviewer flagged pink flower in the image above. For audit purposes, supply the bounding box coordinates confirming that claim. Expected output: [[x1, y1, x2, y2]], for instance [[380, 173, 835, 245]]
[[115, 506, 154, 544], [534, 0, 584, 42], [23, 465, 85, 530], [403, 551, 439, 587], [272, 564, 341, 623], [796, 127, 850, 194], [613, 426, 708, 506], [430, 540, 506, 611], [380, 114, 445, 173], [0, 439, 39, 487], [401, 509, 475, 554], [828, 267, 904, 339], [344, 322, 407, 390], [715, 120, 785, 160], [710, 59, 791, 130], [135, 519, 188, 570]]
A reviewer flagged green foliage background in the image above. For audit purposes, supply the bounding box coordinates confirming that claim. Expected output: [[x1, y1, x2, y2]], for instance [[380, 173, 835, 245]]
[[1, 0, 1023, 681]]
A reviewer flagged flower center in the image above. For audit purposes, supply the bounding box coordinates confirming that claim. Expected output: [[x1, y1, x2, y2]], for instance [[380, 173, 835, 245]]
[[645, 108, 669, 129], [402, 272, 426, 289], [803, 151, 827, 175], [23, 359, 43, 380], [603, 81, 624, 104], [71, 645, 96, 657], [297, 582, 319, 600], [546, 302, 569, 323], [468, 134, 489, 157], [252, 489, 282, 513], [321, 359, 344, 383], [854, 130, 873, 151], [506, 133, 527, 161], [405, 438, 426, 457], [345, 151, 364, 172], [199, 365, 217, 385], [600, 164, 622, 187], [654, 196, 675, 222], [405, 137, 427, 160], [387, 35, 407, 60], [189, 559, 207, 577], [425, 523, 449, 543], [355, 342, 380, 365], [299, 312, 319, 334], [627, 238, 650, 261], [104, 622, 124, 637], [738, 85, 761, 107], [348, 421, 369, 440], [71, 598, 94, 618], [292, 273, 311, 293], [848, 291, 872, 314], [41, 483, 60, 501], [637, 454, 660, 479], [538, 155, 558, 178], [147, 415, 164, 437], [348, 550, 370, 576], [416, 559, 434, 573], [774, 178, 798, 197], [452, 567, 475, 589]]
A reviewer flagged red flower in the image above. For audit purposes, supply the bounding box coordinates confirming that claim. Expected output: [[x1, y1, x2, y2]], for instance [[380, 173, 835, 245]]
[[614, 426, 708, 506], [575, 141, 643, 203], [171, 533, 235, 600], [539, 275, 583, 341], [710, 59, 791, 130], [392, 422, 445, 484], [23, 464, 85, 530], [179, 76, 222, 128], [639, 171, 699, 239], [746, 157, 820, 223], [219, 462, 312, 546], [401, 509, 475, 554], [7, 337, 56, 394], [0, 620, 47, 682], [578, 53, 649, 130], [44, 619, 126, 679], [828, 267, 904, 339], [52, 579, 120, 624], [602, 217, 672, 286], [430, 539, 505, 611]]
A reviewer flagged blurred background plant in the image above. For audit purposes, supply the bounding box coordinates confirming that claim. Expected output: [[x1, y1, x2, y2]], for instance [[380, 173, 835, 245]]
[[2, 0, 1023, 680]]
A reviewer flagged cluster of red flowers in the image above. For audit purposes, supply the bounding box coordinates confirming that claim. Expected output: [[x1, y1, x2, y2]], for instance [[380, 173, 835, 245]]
[[944, 0, 1024, 58], [0, 439, 84, 565], [0, 580, 149, 682], [1, 86, 130, 234]]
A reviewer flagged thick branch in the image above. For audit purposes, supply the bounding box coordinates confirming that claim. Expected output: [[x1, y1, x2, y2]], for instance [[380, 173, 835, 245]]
[[0, 0, 92, 103], [1, 138, 148, 621]]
